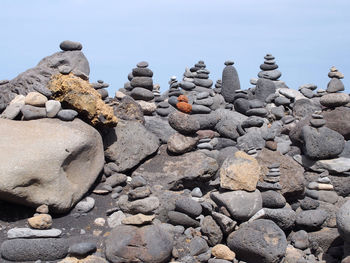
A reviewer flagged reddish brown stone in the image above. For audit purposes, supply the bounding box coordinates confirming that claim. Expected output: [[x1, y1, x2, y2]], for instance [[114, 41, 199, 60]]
[[265, 140, 277, 151], [176, 102, 192, 114], [177, 95, 189, 103]]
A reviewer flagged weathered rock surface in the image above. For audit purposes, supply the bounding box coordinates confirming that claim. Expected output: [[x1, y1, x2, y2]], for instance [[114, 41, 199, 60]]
[[0, 118, 104, 213], [105, 224, 173, 263], [48, 73, 117, 127], [104, 120, 160, 173], [227, 219, 287, 263], [132, 145, 218, 190]]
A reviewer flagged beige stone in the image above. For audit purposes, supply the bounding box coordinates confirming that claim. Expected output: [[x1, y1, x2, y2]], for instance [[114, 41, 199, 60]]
[[58, 255, 108, 263], [28, 214, 52, 229], [167, 132, 198, 154], [10, 95, 25, 105], [220, 151, 261, 191], [0, 118, 104, 213], [36, 204, 49, 214], [48, 73, 117, 127], [94, 217, 106, 226], [115, 91, 126, 99], [137, 100, 156, 115], [212, 244, 235, 261], [122, 214, 155, 225], [25, 92, 48, 106]]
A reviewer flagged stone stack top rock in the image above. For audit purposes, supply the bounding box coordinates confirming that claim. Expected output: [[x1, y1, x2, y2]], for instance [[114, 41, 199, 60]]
[[326, 66, 345, 93], [309, 112, 326, 128], [221, 59, 241, 103], [257, 163, 282, 191], [258, 53, 281, 81], [59, 40, 83, 51]]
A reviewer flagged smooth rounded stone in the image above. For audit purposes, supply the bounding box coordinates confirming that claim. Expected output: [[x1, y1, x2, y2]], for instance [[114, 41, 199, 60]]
[[168, 111, 200, 135], [189, 236, 209, 256], [21, 104, 47, 120], [191, 104, 211, 114], [0, 118, 104, 212], [1, 238, 69, 261], [191, 187, 203, 198], [300, 197, 319, 210], [210, 190, 262, 221], [234, 98, 250, 114], [0, 102, 23, 119], [195, 97, 213, 107], [197, 142, 214, 150], [193, 78, 213, 88], [105, 224, 173, 263], [158, 101, 170, 108], [301, 126, 344, 160], [241, 116, 264, 129], [282, 115, 294, 124], [258, 69, 282, 80], [305, 189, 338, 204], [7, 228, 62, 239], [300, 84, 317, 91], [246, 108, 268, 117], [290, 230, 309, 250], [310, 118, 326, 128], [295, 209, 328, 230], [224, 60, 234, 66], [263, 208, 296, 231], [130, 175, 147, 188], [130, 87, 154, 101], [308, 182, 333, 190], [132, 67, 153, 77], [36, 204, 49, 214], [25, 92, 48, 106], [196, 73, 210, 79], [28, 214, 52, 229], [60, 40, 82, 51], [261, 190, 286, 208], [97, 88, 109, 100], [278, 89, 296, 100], [130, 77, 153, 90], [201, 215, 223, 246], [107, 211, 126, 228], [249, 99, 264, 109], [196, 91, 210, 100], [136, 61, 149, 68], [137, 100, 156, 115], [221, 64, 241, 103], [215, 121, 239, 140], [300, 87, 314, 98], [274, 96, 291, 106], [167, 133, 198, 154], [57, 109, 78, 121], [168, 211, 200, 227], [175, 197, 202, 218], [337, 200, 350, 242], [75, 197, 95, 213], [45, 100, 61, 118], [212, 244, 235, 261], [128, 186, 151, 200], [105, 173, 127, 187], [68, 242, 97, 257], [271, 106, 284, 119], [320, 93, 350, 108], [118, 195, 159, 214], [181, 81, 196, 90], [58, 64, 72, 74], [264, 54, 275, 60], [260, 63, 278, 70], [327, 78, 344, 93], [227, 219, 287, 263], [156, 107, 171, 117]]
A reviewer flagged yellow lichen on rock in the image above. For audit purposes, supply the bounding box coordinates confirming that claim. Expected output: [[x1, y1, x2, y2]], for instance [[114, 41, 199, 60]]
[[47, 73, 117, 127]]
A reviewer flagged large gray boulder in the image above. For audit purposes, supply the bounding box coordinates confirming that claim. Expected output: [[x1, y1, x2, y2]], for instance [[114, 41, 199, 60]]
[[105, 224, 173, 263], [255, 78, 276, 102], [227, 219, 287, 263], [104, 120, 160, 172], [0, 50, 90, 111], [0, 118, 103, 213], [336, 200, 350, 242], [301, 126, 344, 160]]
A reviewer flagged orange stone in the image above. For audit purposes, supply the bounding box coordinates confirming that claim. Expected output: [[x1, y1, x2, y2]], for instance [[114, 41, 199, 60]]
[[177, 95, 189, 103], [176, 102, 192, 114]]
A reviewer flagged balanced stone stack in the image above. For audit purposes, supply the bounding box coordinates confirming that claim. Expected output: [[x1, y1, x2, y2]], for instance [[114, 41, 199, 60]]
[[167, 76, 183, 107], [221, 60, 241, 103], [214, 79, 222, 94], [305, 171, 338, 205], [258, 54, 282, 83], [301, 111, 345, 160], [320, 67, 349, 109], [152, 83, 161, 102], [182, 61, 213, 93], [191, 91, 214, 114], [92, 80, 109, 101], [298, 84, 317, 99], [156, 101, 172, 117], [257, 163, 282, 191]]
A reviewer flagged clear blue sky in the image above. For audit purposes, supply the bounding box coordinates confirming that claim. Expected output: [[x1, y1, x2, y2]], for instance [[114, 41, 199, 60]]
[[0, 0, 349, 94]]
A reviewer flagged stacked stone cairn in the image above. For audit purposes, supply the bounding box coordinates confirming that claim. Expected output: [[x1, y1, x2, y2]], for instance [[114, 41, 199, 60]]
[[4, 42, 350, 263], [320, 67, 350, 109], [214, 79, 222, 94], [221, 60, 241, 104], [298, 84, 318, 99]]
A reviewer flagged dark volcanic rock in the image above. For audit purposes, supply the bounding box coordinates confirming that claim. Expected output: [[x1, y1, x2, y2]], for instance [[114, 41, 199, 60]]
[[114, 96, 145, 124], [104, 120, 160, 172], [292, 99, 321, 118], [132, 145, 218, 190], [227, 219, 287, 263], [221, 63, 241, 103], [255, 78, 276, 102], [322, 107, 350, 140], [105, 224, 173, 263], [168, 111, 201, 135], [1, 238, 68, 261]]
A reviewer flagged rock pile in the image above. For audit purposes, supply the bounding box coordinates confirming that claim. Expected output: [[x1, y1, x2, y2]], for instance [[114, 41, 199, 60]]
[[1, 41, 350, 263]]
